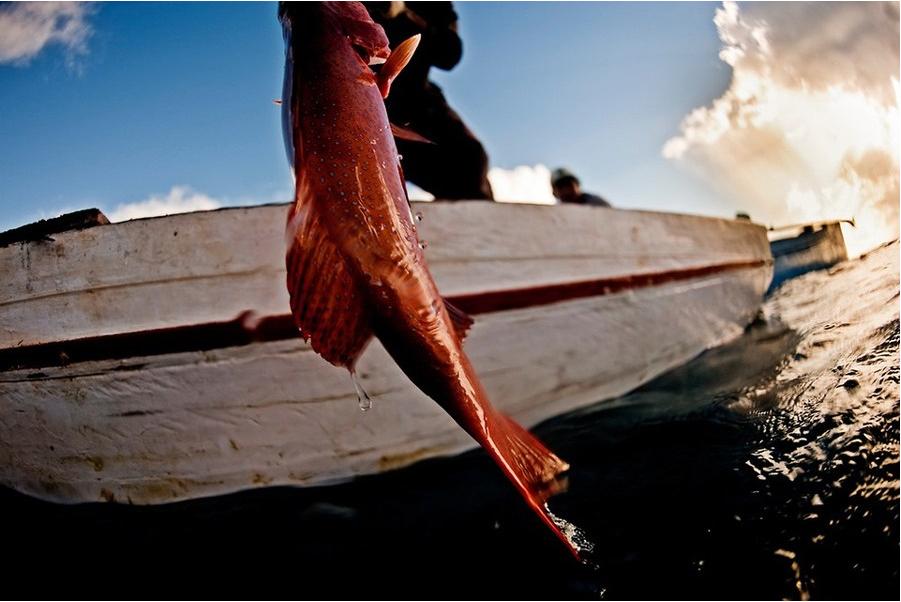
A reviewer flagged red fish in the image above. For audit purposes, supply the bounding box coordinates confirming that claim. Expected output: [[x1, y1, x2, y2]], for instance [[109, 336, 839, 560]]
[[279, 2, 578, 556]]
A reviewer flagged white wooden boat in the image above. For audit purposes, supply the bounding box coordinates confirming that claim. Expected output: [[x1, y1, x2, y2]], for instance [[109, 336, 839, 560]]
[[0, 202, 772, 504], [768, 221, 848, 292]]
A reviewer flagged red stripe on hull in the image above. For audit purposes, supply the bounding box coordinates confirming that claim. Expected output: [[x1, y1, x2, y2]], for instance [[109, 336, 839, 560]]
[[450, 259, 768, 314], [0, 260, 769, 371]]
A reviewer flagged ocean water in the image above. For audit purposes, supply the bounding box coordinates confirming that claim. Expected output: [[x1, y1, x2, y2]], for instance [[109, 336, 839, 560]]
[[3, 243, 898, 599]]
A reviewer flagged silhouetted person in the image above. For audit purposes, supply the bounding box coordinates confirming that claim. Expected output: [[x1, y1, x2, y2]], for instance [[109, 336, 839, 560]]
[[551, 168, 611, 207], [365, 2, 494, 200]]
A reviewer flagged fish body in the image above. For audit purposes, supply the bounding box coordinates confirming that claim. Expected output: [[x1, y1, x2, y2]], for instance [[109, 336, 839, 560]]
[[280, 2, 577, 556]]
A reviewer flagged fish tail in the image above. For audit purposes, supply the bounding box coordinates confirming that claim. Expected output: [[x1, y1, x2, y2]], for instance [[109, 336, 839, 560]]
[[483, 412, 581, 558], [494, 413, 569, 487]]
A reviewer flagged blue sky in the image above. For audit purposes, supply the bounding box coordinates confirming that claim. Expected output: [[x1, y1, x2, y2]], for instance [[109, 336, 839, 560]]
[[0, 2, 737, 230]]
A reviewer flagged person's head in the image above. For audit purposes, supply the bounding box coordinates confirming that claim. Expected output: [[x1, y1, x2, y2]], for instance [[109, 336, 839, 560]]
[[551, 168, 581, 203]]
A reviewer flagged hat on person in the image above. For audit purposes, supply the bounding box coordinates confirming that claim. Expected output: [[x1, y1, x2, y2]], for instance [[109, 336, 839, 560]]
[[551, 167, 579, 187]]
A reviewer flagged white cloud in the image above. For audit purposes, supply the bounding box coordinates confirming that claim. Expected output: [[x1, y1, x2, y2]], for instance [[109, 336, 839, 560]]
[[406, 182, 434, 202], [664, 1, 900, 257], [488, 164, 556, 204], [0, 2, 93, 66], [106, 186, 222, 222], [403, 165, 556, 204]]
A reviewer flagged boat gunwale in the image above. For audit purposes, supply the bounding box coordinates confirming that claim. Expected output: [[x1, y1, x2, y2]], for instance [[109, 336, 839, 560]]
[[0, 200, 769, 249]]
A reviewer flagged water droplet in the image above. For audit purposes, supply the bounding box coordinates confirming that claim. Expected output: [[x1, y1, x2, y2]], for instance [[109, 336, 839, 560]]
[[419, 240, 429, 249], [415, 211, 424, 222], [350, 372, 373, 412]]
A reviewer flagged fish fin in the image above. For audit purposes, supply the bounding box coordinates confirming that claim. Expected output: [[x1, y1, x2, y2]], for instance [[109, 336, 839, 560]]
[[443, 299, 474, 342], [494, 414, 570, 490], [286, 204, 372, 369], [391, 122, 434, 144], [377, 34, 421, 99], [485, 413, 580, 557]]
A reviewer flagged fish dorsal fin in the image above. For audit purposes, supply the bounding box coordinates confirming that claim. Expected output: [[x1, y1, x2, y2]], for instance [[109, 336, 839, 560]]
[[391, 122, 434, 144], [286, 201, 373, 369], [443, 299, 474, 342], [377, 34, 421, 99]]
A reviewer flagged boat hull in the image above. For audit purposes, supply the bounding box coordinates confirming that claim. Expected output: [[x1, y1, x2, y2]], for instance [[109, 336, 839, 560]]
[[0, 202, 772, 504]]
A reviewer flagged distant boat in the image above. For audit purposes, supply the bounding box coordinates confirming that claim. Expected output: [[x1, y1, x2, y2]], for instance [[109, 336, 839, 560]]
[[768, 221, 849, 292], [0, 202, 772, 504]]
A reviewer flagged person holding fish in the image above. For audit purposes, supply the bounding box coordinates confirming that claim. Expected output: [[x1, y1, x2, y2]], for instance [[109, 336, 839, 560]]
[[363, 1, 495, 201]]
